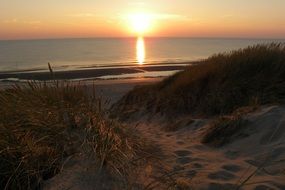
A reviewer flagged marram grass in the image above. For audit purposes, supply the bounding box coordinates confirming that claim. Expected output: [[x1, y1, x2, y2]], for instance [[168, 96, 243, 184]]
[[113, 43, 285, 118], [0, 81, 141, 189]]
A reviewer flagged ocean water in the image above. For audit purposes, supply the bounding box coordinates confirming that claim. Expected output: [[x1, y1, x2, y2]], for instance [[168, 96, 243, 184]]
[[0, 38, 284, 72]]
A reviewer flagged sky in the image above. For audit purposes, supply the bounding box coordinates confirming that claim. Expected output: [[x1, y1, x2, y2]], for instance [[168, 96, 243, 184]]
[[0, 0, 285, 40]]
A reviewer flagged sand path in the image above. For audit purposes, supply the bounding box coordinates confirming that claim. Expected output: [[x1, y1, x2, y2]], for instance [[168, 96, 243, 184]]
[[135, 120, 245, 189], [135, 107, 285, 189]]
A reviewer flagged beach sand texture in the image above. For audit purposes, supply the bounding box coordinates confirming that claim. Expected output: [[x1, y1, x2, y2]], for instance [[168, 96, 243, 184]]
[[43, 79, 285, 190]]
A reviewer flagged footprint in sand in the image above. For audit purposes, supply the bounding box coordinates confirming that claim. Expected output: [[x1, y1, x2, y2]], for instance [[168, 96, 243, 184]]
[[208, 183, 238, 190], [176, 157, 192, 165], [254, 185, 275, 190], [186, 170, 197, 178], [208, 170, 236, 181], [224, 150, 240, 160], [177, 141, 185, 145], [174, 150, 192, 157], [176, 157, 202, 165], [174, 150, 195, 165], [173, 165, 185, 172], [222, 164, 242, 172], [192, 163, 203, 169]]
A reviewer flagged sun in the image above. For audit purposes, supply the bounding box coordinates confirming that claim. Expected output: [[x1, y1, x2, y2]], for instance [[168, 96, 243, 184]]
[[128, 13, 152, 34]]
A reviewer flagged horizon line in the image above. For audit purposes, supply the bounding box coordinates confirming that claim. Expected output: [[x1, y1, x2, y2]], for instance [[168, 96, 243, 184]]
[[1, 36, 285, 42]]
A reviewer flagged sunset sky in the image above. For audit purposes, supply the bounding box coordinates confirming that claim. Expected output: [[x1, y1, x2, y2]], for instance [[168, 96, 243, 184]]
[[1, 0, 285, 40]]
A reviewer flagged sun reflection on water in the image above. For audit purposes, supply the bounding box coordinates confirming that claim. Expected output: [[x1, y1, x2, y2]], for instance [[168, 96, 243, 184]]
[[136, 37, 145, 65]]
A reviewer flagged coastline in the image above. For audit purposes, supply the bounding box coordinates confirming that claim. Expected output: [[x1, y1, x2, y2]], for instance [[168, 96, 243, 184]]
[[0, 62, 191, 82], [2, 44, 285, 189]]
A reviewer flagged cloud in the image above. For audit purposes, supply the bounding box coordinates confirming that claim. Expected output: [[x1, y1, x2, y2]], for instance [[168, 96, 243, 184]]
[[221, 14, 234, 19], [153, 13, 191, 21], [128, 1, 146, 6], [120, 13, 191, 22], [67, 13, 98, 18], [3, 18, 41, 25], [23, 21, 41, 24], [3, 18, 18, 23]]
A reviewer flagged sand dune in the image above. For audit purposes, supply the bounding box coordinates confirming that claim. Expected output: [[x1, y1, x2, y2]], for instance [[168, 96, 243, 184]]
[[43, 80, 285, 189]]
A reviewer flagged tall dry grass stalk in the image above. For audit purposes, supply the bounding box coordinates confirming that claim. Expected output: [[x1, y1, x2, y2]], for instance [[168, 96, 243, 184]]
[[0, 79, 143, 189]]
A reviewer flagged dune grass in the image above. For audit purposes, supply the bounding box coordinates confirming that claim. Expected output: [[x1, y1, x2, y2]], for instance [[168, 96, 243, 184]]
[[113, 43, 285, 118], [202, 105, 259, 147], [201, 115, 247, 147], [0, 81, 143, 189]]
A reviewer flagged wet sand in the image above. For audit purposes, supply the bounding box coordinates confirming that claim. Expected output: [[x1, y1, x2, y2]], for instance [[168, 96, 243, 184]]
[[0, 64, 190, 81]]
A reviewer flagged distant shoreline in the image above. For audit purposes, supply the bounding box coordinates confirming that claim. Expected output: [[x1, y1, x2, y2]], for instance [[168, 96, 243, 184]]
[[0, 62, 192, 82]]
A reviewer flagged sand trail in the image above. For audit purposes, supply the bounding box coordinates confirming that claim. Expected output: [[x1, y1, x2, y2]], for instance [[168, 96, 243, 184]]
[[43, 106, 285, 190], [134, 106, 285, 189]]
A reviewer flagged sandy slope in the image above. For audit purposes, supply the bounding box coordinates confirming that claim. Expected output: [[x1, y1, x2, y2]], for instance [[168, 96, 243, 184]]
[[45, 108, 285, 190], [133, 106, 285, 189], [43, 79, 285, 190], [43, 78, 162, 190]]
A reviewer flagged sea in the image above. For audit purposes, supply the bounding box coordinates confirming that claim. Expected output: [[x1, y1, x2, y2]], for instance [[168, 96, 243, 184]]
[[0, 37, 284, 79]]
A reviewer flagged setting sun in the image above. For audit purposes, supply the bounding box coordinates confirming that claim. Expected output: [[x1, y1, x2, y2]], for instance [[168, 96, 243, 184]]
[[128, 13, 152, 34]]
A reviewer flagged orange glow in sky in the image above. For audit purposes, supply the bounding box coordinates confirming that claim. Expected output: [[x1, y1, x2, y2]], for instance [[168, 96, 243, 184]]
[[0, 0, 285, 40]]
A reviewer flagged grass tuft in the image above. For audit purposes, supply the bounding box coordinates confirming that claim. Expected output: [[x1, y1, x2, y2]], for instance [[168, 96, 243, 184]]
[[0, 81, 143, 189], [201, 115, 248, 147]]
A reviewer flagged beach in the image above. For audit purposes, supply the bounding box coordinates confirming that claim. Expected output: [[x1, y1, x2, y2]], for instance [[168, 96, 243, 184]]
[[0, 63, 188, 82], [1, 0, 285, 189], [1, 44, 285, 190], [85, 77, 163, 105], [41, 75, 285, 190]]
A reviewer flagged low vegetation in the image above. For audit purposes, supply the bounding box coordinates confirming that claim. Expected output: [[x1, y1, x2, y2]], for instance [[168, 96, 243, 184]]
[[202, 105, 259, 147], [201, 115, 248, 147], [113, 43, 285, 118], [0, 81, 144, 189]]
